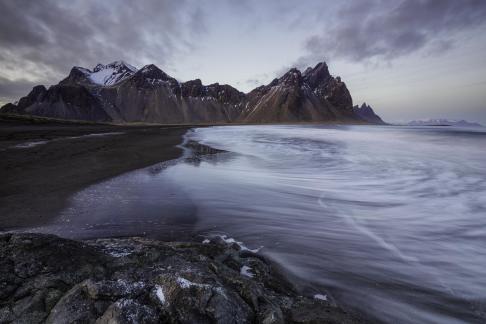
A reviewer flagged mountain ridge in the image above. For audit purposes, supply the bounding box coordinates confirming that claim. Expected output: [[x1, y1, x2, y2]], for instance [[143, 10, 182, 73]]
[[406, 119, 483, 127], [1, 61, 385, 125]]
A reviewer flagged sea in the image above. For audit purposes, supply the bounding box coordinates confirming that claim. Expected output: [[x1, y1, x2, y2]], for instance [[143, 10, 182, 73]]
[[32, 125, 486, 323]]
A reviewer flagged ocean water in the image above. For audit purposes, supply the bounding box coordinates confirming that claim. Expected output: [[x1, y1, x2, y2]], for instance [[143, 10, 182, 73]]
[[38, 125, 486, 323]]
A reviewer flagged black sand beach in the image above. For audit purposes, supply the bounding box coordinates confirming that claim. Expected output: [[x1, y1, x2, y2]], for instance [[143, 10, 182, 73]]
[[0, 116, 189, 229]]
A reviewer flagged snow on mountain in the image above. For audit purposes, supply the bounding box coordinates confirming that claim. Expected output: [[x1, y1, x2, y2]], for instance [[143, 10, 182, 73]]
[[87, 61, 138, 86]]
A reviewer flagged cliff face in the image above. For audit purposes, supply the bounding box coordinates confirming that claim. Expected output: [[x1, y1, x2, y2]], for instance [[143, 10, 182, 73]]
[[1, 61, 383, 124]]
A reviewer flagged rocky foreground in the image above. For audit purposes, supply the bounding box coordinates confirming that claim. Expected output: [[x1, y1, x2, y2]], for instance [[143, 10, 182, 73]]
[[0, 233, 364, 323]]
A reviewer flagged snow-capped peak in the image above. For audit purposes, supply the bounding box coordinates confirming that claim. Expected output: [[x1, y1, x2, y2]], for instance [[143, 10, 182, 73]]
[[88, 61, 138, 86], [407, 118, 483, 127]]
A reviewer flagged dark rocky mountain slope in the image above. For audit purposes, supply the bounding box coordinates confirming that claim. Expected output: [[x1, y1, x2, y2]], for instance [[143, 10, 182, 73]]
[[1, 61, 384, 124], [1, 84, 111, 122], [240, 63, 355, 123], [352, 103, 386, 125]]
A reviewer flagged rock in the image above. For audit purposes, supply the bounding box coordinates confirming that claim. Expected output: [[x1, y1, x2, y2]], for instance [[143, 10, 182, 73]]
[[0, 233, 365, 323], [45, 282, 108, 324], [96, 299, 159, 324], [239, 63, 356, 123]]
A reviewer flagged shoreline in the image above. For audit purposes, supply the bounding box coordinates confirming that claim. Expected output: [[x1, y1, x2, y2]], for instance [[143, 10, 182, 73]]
[[0, 120, 191, 229], [0, 119, 369, 230]]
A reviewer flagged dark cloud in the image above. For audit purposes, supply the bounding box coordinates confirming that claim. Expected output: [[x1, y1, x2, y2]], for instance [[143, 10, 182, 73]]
[[0, 0, 205, 103], [0, 76, 39, 104], [2, 0, 485, 105], [300, 0, 486, 65]]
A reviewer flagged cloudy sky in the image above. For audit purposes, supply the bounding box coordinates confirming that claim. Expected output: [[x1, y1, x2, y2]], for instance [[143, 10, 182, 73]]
[[1, 0, 485, 123]]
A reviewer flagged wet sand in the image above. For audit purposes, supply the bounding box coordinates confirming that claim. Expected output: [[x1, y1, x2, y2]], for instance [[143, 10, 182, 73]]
[[0, 117, 190, 229]]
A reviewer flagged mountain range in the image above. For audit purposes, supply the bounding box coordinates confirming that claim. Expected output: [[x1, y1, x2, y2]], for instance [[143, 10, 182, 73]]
[[0, 61, 385, 125], [406, 119, 483, 127]]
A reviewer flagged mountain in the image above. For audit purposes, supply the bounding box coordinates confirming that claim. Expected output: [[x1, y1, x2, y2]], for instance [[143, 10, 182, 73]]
[[59, 61, 137, 87], [92, 64, 245, 124], [407, 119, 483, 127], [1, 61, 384, 125], [240, 63, 355, 123], [0, 84, 111, 121], [2, 62, 244, 124], [353, 103, 386, 124]]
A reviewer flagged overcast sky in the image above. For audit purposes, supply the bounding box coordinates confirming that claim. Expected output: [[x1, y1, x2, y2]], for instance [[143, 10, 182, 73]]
[[1, 0, 485, 123]]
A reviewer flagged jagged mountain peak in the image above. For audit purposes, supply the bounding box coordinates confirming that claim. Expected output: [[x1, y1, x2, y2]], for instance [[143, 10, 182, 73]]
[[240, 61, 357, 123], [88, 61, 137, 85], [302, 62, 331, 89], [139, 64, 161, 72], [277, 68, 302, 86], [93, 63, 104, 72], [353, 102, 386, 124], [63, 61, 138, 86], [92, 61, 137, 74], [303, 62, 329, 76], [95, 60, 136, 71], [136, 64, 174, 81], [359, 102, 371, 110], [269, 62, 333, 89]]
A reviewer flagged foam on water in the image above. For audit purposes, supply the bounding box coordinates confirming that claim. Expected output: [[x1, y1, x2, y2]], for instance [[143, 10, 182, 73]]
[[9, 132, 125, 149], [13, 140, 49, 148], [168, 125, 486, 323]]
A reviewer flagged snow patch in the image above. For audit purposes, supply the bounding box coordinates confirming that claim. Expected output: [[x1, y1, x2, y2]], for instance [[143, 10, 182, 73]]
[[107, 250, 132, 258], [13, 140, 49, 149], [155, 285, 165, 304], [314, 294, 328, 301], [240, 265, 254, 278], [74, 66, 91, 74], [99, 242, 134, 258], [88, 61, 137, 86], [202, 239, 210, 244], [176, 277, 210, 289], [218, 235, 262, 253]]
